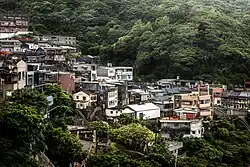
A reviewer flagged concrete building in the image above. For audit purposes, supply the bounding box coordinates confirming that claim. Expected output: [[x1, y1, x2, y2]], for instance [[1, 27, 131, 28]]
[[105, 108, 122, 118], [0, 59, 27, 101], [45, 72, 75, 93], [73, 91, 97, 109], [128, 89, 149, 104], [37, 35, 76, 46], [160, 108, 203, 138], [26, 63, 46, 89], [72, 63, 97, 81], [176, 89, 211, 117], [212, 88, 224, 106], [100, 83, 118, 109], [122, 103, 160, 120], [97, 65, 133, 81], [221, 91, 250, 110], [0, 39, 22, 52], [0, 12, 28, 34], [153, 95, 175, 116]]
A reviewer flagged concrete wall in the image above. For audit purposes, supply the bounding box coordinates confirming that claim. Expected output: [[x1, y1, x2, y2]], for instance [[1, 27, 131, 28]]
[[17, 60, 27, 89]]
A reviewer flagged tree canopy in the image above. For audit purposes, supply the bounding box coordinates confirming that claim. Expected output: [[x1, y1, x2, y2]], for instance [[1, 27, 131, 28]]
[[3, 0, 250, 84]]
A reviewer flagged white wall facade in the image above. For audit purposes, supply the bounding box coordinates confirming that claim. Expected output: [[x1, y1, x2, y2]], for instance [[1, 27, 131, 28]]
[[107, 88, 118, 108], [73, 91, 97, 109]]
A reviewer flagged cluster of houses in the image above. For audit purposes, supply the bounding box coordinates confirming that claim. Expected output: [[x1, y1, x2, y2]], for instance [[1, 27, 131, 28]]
[[1, 12, 250, 140]]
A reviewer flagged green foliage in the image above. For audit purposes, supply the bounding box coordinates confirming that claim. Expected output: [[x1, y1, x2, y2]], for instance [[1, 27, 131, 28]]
[[0, 104, 46, 167], [87, 152, 154, 167], [88, 121, 110, 138], [0, 87, 85, 167], [180, 119, 250, 167], [9, 88, 49, 114], [111, 123, 154, 152], [44, 125, 85, 167], [4, 0, 250, 84], [44, 85, 75, 129]]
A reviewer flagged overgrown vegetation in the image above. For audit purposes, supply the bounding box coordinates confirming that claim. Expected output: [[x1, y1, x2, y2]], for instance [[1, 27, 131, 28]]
[[0, 86, 84, 167], [2, 0, 250, 84]]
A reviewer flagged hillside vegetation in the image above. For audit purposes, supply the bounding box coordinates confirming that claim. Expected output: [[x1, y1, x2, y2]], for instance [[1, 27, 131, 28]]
[[2, 0, 250, 84]]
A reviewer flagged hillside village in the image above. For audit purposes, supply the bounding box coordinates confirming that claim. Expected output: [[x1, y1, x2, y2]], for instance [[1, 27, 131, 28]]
[[1, 11, 250, 167]]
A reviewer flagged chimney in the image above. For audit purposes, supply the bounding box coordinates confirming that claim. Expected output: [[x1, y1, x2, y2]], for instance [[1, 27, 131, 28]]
[[177, 76, 180, 80]]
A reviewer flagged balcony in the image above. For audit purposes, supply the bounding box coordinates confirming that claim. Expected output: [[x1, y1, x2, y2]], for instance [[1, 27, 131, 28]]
[[199, 103, 211, 108], [200, 110, 211, 116]]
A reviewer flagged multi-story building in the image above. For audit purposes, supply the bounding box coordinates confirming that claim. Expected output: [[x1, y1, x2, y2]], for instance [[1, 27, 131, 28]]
[[72, 63, 97, 81], [128, 89, 149, 104], [45, 72, 75, 93], [0, 12, 28, 36], [212, 88, 224, 106], [122, 103, 161, 120], [0, 39, 22, 52], [153, 95, 175, 116], [73, 91, 97, 109], [24, 48, 46, 63], [97, 64, 133, 81], [26, 63, 46, 89], [100, 83, 118, 109], [0, 56, 27, 101], [221, 91, 250, 110], [37, 35, 77, 46], [160, 108, 204, 138], [158, 77, 197, 88], [175, 82, 211, 117], [177, 91, 211, 117], [44, 47, 66, 63]]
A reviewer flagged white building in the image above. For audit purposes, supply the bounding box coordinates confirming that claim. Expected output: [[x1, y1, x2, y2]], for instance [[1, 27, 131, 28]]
[[97, 65, 133, 81], [105, 108, 122, 117], [160, 118, 204, 138], [103, 84, 118, 109], [73, 91, 97, 109], [0, 40, 22, 52], [122, 103, 160, 120], [0, 60, 27, 101], [72, 63, 97, 81], [37, 35, 76, 46]]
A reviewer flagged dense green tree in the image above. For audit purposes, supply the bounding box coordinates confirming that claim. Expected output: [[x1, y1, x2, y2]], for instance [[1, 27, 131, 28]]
[[44, 85, 75, 129], [6, 0, 250, 85], [0, 104, 46, 167], [44, 125, 85, 167], [111, 123, 155, 152], [9, 88, 49, 114]]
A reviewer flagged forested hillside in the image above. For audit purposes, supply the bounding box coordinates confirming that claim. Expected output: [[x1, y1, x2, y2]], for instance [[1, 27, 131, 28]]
[[2, 0, 250, 84]]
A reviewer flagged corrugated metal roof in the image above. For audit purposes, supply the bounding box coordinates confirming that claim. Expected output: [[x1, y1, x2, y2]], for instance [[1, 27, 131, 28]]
[[239, 91, 250, 98], [126, 103, 159, 112], [228, 91, 241, 98]]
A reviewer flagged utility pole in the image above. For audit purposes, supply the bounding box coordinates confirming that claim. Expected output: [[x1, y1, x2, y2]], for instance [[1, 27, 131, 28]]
[[174, 149, 178, 167]]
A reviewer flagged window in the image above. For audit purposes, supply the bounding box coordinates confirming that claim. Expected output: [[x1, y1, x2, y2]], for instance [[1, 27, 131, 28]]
[[76, 96, 79, 99], [22, 71, 25, 80], [91, 96, 96, 100], [83, 97, 86, 101], [110, 111, 113, 114], [18, 72, 21, 81], [91, 66, 96, 71], [192, 131, 196, 134], [116, 111, 118, 114], [139, 113, 143, 120]]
